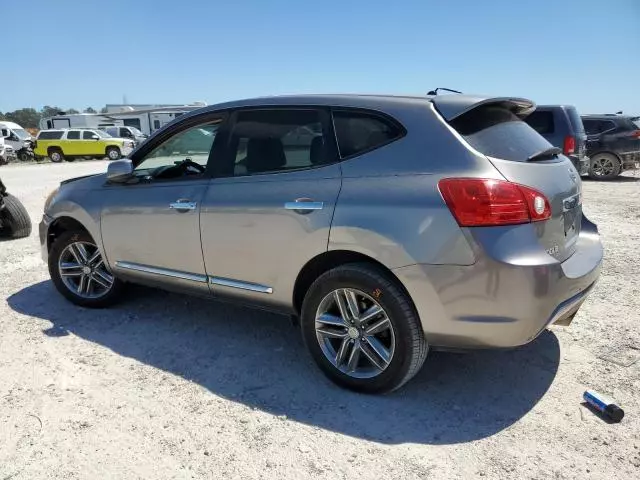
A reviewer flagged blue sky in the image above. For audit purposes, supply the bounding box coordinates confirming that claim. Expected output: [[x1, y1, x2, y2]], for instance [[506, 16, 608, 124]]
[[3, 0, 639, 115]]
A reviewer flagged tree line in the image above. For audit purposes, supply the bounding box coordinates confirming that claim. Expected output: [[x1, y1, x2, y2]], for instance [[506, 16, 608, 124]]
[[0, 106, 108, 129]]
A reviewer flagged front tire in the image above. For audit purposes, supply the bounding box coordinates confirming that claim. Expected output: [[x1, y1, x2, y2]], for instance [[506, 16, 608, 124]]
[[48, 148, 64, 163], [48, 230, 124, 308], [589, 153, 621, 180], [301, 263, 428, 393], [106, 147, 121, 160], [0, 194, 32, 238]]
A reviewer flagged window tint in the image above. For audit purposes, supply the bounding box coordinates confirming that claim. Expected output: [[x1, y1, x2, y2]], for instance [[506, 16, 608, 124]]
[[451, 105, 553, 162], [583, 119, 616, 135], [333, 110, 403, 158], [82, 131, 98, 139], [525, 111, 555, 134], [228, 109, 330, 176], [38, 130, 63, 140], [134, 121, 219, 175], [66, 130, 81, 140]]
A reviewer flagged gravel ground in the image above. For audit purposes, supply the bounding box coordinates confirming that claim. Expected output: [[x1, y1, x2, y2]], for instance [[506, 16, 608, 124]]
[[0, 161, 639, 479]]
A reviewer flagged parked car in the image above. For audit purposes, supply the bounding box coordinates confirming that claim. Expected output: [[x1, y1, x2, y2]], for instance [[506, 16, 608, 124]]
[[100, 125, 148, 146], [39, 94, 603, 393], [0, 129, 17, 165], [34, 129, 135, 163], [524, 105, 589, 175], [581, 114, 640, 179], [0, 177, 31, 238]]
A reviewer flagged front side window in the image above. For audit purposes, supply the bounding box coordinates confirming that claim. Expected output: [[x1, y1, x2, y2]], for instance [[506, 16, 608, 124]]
[[228, 109, 331, 176], [66, 130, 81, 140], [332, 110, 404, 158], [82, 131, 98, 139], [133, 121, 220, 179]]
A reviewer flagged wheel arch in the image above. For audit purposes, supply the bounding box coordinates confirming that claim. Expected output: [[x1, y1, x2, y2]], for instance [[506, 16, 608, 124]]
[[46, 216, 90, 253], [292, 249, 415, 316]]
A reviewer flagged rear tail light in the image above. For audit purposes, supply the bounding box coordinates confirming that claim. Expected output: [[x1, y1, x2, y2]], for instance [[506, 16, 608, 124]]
[[628, 130, 640, 138], [438, 178, 552, 227], [563, 136, 576, 155]]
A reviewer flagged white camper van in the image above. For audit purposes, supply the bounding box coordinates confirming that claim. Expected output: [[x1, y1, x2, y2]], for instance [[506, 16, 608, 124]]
[[39, 113, 122, 131], [0, 121, 32, 153]]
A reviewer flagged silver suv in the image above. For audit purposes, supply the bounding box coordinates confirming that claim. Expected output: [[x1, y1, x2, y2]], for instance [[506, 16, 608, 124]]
[[40, 94, 603, 393]]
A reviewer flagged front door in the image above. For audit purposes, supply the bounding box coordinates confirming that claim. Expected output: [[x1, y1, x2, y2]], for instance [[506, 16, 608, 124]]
[[100, 114, 225, 295], [81, 130, 101, 155], [200, 108, 342, 310]]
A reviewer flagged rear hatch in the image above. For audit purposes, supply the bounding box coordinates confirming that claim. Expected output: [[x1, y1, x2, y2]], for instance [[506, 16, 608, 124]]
[[433, 97, 582, 263]]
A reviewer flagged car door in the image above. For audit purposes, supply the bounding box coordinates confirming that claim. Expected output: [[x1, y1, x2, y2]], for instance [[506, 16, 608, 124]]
[[100, 112, 226, 295], [64, 130, 82, 155], [81, 130, 100, 155], [200, 107, 342, 310]]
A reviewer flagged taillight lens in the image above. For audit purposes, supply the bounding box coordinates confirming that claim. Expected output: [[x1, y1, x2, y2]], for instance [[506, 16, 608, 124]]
[[438, 178, 552, 227], [629, 130, 640, 138], [563, 136, 576, 155]]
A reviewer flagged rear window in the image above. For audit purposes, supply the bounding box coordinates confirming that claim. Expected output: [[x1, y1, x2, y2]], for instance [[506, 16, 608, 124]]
[[525, 110, 555, 134], [565, 107, 585, 135], [451, 105, 553, 162], [332, 110, 404, 158], [37, 131, 63, 140]]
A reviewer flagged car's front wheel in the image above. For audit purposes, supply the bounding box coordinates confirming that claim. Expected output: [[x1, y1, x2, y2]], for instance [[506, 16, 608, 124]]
[[106, 147, 121, 160], [301, 263, 428, 393], [49, 230, 124, 308]]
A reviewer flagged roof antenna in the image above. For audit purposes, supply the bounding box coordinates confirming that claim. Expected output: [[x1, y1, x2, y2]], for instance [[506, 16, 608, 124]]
[[427, 87, 463, 96]]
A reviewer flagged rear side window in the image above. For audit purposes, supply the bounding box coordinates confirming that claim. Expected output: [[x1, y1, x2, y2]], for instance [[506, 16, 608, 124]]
[[67, 130, 80, 140], [583, 119, 616, 134], [37, 131, 63, 140], [451, 105, 553, 162], [332, 110, 404, 158], [565, 107, 585, 135], [525, 110, 555, 134]]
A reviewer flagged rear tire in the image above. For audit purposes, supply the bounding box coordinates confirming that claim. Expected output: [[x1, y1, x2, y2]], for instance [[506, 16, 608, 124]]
[[0, 194, 32, 239], [48, 230, 125, 308], [48, 148, 64, 163], [300, 263, 428, 393], [589, 153, 621, 180], [106, 147, 121, 160]]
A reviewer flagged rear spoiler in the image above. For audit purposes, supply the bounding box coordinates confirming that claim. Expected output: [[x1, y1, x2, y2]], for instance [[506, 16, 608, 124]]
[[430, 95, 536, 121]]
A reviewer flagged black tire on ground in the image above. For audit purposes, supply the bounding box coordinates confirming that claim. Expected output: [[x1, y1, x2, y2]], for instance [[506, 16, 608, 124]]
[[106, 147, 121, 160], [48, 148, 64, 163], [300, 262, 428, 394], [48, 230, 125, 308], [589, 153, 621, 180], [0, 193, 32, 239]]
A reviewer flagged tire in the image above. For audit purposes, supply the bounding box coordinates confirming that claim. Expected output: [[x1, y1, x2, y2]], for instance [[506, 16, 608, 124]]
[[106, 147, 121, 160], [48, 148, 64, 163], [65, 156, 76, 163], [589, 153, 621, 180], [300, 263, 428, 393], [48, 230, 125, 308], [0, 194, 32, 238]]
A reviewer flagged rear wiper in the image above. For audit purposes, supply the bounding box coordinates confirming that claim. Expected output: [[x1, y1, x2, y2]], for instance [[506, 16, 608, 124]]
[[527, 147, 562, 162]]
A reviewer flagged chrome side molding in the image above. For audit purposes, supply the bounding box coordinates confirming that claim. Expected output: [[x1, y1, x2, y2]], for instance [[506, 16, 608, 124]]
[[209, 276, 273, 294], [115, 261, 208, 283]]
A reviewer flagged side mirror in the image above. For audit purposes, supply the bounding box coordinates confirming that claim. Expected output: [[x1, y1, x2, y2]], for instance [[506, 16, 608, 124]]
[[107, 159, 134, 183], [92, 135, 100, 140]]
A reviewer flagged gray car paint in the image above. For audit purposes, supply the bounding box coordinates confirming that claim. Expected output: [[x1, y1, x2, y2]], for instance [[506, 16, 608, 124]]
[[40, 94, 603, 349]]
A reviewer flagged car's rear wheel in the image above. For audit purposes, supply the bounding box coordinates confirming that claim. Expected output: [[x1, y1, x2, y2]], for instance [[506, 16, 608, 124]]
[[589, 153, 621, 180], [49, 230, 124, 308], [48, 148, 64, 163], [106, 147, 121, 160], [301, 263, 428, 393]]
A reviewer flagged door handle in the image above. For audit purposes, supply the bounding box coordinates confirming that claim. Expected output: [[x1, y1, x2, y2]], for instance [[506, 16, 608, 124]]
[[284, 200, 324, 214], [169, 200, 197, 211]]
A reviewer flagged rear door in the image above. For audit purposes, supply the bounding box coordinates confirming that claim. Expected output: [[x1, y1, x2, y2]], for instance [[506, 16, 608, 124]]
[[64, 130, 82, 155], [200, 107, 341, 309], [447, 102, 581, 262]]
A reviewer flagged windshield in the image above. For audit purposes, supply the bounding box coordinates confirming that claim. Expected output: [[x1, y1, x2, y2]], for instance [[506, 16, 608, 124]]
[[95, 130, 111, 138], [13, 128, 30, 139]]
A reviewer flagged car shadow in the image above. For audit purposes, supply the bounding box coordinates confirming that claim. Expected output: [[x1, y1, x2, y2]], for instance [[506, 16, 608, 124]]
[[582, 175, 639, 183], [7, 281, 560, 445]]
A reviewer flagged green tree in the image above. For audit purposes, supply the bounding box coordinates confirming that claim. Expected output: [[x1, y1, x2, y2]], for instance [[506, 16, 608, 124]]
[[84, 107, 97, 114], [40, 105, 64, 119], [4, 108, 41, 128], [67, 108, 80, 114]]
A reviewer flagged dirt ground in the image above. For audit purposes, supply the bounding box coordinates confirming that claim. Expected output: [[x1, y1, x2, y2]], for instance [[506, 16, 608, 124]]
[[0, 161, 638, 479]]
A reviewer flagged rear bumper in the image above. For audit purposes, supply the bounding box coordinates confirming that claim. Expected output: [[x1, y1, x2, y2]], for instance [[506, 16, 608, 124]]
[[620, 151, 640, 171], [569, 155, 590, 176], [393, 217, 603, 349]]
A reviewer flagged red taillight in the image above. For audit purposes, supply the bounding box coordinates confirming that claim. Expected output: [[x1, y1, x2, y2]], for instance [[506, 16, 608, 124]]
[[629, 130, 640, 138], [563, 136, 576, 155], [438, 178, 552, 227]]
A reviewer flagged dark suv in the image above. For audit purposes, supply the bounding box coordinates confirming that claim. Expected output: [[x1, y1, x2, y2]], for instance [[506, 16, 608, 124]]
[[524, 105, 589, 175], [581, 115, 640, 179]]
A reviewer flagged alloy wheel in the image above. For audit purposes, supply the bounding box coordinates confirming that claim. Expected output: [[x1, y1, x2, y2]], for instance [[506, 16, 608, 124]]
[[58, 241, 114, 298], [592, 156, 615, 177], [315, 288, 396, 379]]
